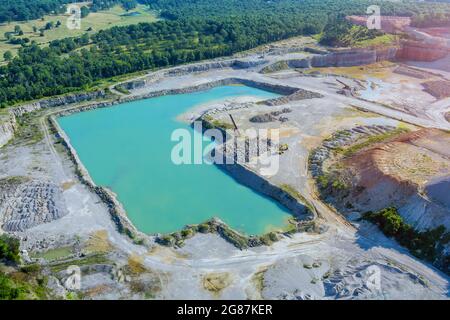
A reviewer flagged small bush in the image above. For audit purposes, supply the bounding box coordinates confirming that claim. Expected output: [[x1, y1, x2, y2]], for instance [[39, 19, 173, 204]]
[[317, 175, 329, 189], [364, 207, 404, 236], [181, 228, 194, 238], [0, 234, 20, 264], [0, 273, 21, 300], [197, 223, 211, 233], [157, 235, 175, 246], [20, 264, 41, 275]]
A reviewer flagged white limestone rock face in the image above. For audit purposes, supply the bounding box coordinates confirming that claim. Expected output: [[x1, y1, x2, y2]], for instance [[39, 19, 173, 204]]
[[0, 113, 17, 148], [47, 276, 68, 299], [0, 177, 68, 232]]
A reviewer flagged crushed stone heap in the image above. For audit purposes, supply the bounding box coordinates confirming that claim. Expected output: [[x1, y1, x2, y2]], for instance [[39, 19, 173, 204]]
[[0, 177, 68, 232]]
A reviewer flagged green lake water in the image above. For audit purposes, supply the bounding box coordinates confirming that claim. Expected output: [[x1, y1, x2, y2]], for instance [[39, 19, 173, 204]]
[[58, 85, 292, 235]]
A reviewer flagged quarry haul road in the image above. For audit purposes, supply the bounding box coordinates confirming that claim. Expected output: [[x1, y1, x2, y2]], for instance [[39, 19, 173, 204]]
[[40, 113, 68, 181]]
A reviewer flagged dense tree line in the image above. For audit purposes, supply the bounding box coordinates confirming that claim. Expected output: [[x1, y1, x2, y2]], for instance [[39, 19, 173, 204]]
[[1, 0, 450, 106], [319, 15, 383, 47], [0, 0, 139, 23], [411, 11, 450, 27], [3, 0, 450, 25], [1, 16, 320, 105], [0, 0, 69, 23]]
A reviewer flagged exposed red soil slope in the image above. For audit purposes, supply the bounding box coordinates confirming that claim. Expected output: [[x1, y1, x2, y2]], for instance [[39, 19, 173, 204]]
[[396, 40, 448, 62], [340, 129, 450, 212], [418, 27, 450, 39]]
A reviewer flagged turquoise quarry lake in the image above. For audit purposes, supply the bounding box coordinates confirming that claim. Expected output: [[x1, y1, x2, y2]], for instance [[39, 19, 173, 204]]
[[58, 85, 292, 235]]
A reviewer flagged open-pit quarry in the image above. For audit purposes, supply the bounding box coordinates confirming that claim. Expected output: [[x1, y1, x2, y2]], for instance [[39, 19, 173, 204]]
[[0, 38, 449, 300]]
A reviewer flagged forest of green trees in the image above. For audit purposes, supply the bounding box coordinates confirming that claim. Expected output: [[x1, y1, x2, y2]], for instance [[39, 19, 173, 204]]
[[0, 0, 67, 23], [1, 0, 450, 106], [0, 0, 139, 23], [411, 11, 450, 27]]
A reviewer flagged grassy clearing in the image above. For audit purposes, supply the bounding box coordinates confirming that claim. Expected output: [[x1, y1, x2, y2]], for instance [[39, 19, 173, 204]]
[[83, 230, 113, 254], [0, 4, 158, 62], [252, 268, 267, 295], [127, 254, 147, 275], [203, 115, 235, 130], [306, 61, 396, 80], [31, 247, 73, 261], [202, 272, 232, 295], [113, 85, 131, 95], [13, 113, 44, 145], [354, 34, 398, 48], [337, 127, 409, 157], [50, 254, 109, 273], [61, 180, 76, 190]]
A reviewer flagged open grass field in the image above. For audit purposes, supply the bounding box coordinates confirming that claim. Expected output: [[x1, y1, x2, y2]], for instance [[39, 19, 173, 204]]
[[0, 4, 158, 63], [353, 34, 399, 48], [307, 61, 398, 80], [31, 246, 74, 261]]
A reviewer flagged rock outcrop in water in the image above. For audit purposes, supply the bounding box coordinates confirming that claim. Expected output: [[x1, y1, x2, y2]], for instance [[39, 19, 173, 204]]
[[0, 177, 68, 232]]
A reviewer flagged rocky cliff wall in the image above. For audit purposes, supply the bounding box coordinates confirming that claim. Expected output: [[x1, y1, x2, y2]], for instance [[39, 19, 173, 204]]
[[11, 91, 106, 117], [56, 78, 303, 119], [162, 58, 268, 77], [0, 113, 17, 148], [311, 48, 398, 67], [396, 40, 449, 62], [218, 162, 311, 219]]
